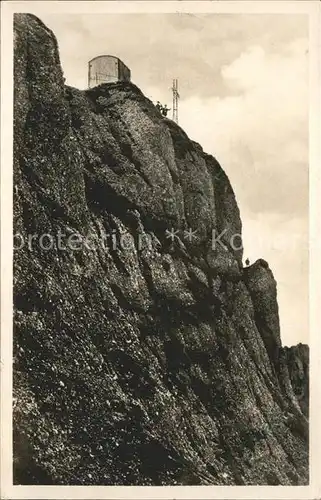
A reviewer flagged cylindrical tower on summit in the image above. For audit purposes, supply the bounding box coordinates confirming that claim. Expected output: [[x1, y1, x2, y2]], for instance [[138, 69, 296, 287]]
[[88, 55, 131, 88]]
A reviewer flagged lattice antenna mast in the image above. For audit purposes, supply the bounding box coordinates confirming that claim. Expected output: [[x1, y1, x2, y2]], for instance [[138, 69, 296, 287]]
[[172, 78, 180, 124]]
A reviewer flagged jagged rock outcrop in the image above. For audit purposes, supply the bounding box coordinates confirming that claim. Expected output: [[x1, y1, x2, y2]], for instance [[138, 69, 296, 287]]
[[282, 344, 309, 417], [13, 13, 309, 486]]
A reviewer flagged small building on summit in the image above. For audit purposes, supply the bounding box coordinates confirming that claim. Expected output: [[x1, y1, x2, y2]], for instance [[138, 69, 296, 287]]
[[88, 55, 131, 88]]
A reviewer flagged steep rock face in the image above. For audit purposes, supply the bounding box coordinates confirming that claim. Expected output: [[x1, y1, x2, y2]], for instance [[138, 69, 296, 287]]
[[282, 344, 309, 417], [244, 259, 281, 369], [13, 14, 309, 486]]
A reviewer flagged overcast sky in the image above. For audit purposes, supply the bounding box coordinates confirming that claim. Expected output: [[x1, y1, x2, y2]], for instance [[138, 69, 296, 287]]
[[32, 12, 309, 347]]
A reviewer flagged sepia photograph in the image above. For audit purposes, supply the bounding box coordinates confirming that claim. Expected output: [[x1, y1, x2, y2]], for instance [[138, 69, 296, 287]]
[[1, 1, 320, 498]]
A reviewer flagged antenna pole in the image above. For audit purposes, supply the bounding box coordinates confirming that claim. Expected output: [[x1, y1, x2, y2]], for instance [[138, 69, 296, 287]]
[[172, 78, 179, 124]]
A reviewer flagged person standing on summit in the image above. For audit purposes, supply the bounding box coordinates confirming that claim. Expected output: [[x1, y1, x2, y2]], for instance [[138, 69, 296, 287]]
[[155, 101, 171, 117], [161, 104, 171, 117]]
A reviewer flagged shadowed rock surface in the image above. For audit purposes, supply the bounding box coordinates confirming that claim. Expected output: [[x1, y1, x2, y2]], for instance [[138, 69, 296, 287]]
[[13, 14, 309, 485], [282, 344, 309, 418]]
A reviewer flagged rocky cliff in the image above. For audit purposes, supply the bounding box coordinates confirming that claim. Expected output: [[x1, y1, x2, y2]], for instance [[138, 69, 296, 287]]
[[13, 14, 309, 486]]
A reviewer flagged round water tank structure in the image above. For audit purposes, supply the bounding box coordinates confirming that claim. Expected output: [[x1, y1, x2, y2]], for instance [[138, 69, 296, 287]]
[[88, 55, 131, 88]]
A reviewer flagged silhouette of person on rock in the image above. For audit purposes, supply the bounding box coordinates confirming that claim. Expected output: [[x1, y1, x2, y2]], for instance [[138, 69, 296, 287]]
[[161, 104, 171, 117]]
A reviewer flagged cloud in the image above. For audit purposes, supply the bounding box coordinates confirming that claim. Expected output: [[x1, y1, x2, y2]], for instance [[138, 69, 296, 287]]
[[36, 13, 308, 98], [178, 37, 309, 218]]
